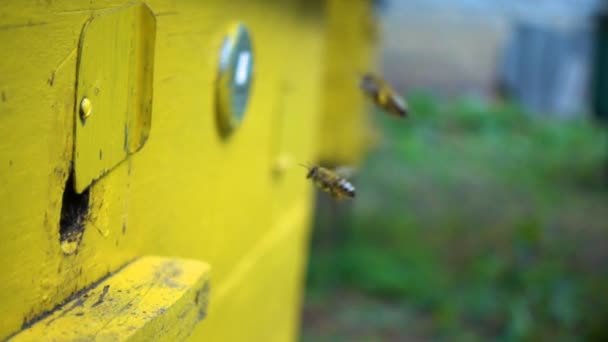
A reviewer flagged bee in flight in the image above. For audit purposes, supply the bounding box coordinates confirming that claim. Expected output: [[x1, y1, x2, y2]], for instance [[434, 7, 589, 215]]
[[360, 73, 408, 118], [300, 164, 356, 200]]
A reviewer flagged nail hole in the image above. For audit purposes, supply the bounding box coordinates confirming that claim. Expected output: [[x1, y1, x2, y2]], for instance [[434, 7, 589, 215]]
[[59, 173, 90, 255]]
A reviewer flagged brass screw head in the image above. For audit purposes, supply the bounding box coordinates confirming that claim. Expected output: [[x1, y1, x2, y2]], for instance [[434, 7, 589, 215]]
[[80, 97, 92, 121]]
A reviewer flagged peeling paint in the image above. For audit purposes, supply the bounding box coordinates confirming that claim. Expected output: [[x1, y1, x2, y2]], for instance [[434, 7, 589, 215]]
[[9, 257, 210, 341], [91, 285, 109, 307]]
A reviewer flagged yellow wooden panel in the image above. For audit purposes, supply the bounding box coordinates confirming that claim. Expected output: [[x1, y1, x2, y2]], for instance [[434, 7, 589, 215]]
[[193, 199, 312, 342], [0, 0, 372, 340], [318, 0, 378, 166], [0, 2, 142, 336], [270, 0, 325, 212], [73, 3, 156, 193], [9, 256, 210, 342]]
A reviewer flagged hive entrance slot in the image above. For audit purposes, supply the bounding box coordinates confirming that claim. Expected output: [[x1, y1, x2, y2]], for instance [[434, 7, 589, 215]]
[[59, 174, 90, 254]]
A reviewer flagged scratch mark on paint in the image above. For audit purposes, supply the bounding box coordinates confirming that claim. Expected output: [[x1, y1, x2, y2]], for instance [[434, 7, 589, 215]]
[[94, 274, 158, 337], [123, 123, 129, 152], [155, 11, 179, 17], [160, 76, 175, 83], [48, 47, 77, 86], [0, 21, 47, 31], [56, 9, 94, 14], [56, 5, 122, 15], [92, 285, 110, 307], [45, 297, 85, 326], [166, 29, 216, 38]]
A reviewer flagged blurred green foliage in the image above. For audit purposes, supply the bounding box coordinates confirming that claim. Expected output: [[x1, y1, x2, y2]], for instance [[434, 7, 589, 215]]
[[303, 93, 608, 341]]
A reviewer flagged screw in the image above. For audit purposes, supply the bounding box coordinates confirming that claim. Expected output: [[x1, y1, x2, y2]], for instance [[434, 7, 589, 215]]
[[80, 97, 92, 121]]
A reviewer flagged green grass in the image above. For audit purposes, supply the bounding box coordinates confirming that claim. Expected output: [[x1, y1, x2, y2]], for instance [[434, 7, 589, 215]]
[[302, 93, 608, 341]]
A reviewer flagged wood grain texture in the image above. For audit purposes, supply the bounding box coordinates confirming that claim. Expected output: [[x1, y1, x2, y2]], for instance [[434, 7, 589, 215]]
[[10, 256, 211, 342], [73, 3, 156, 193]]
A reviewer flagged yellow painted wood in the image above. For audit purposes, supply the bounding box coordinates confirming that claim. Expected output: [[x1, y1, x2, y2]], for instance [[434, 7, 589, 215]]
[[0, 0, 374, 340], [196, 199, 312, 341], [74, 3, 156, 193], [9, 256, 211, 342], [318, 0, 378, 166], [0, 2, 140, 337]]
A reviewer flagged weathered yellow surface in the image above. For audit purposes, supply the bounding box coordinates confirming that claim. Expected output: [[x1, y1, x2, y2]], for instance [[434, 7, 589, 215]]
[[73, 3, 156, 193], [318, 0, 378, 166], [197, 200, 312, 341], [0, 0, 374, 340], [9, 256, 211, 342]]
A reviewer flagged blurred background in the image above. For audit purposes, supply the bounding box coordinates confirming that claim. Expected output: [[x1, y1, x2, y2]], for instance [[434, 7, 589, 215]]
[[301, 0, 608, 340]]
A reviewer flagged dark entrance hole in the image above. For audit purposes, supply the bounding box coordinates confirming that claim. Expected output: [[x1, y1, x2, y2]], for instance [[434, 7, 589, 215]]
[[59, 173, 90, 254]]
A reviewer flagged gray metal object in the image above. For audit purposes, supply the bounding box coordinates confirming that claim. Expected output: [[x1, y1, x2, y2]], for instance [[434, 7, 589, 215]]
[[500, 21, 592, 117], [216, 23, 254, 136]]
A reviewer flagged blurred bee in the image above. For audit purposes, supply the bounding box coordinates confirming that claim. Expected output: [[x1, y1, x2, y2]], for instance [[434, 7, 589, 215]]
[[360, 73, 408, 118], [300, 164, 356, 200]]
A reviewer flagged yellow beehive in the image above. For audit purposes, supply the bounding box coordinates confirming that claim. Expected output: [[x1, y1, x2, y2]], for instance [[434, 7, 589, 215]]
[[0, 0, 375, 340], [318, 0, 378, 167]]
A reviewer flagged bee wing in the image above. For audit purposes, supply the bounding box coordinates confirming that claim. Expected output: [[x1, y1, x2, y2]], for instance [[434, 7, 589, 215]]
[[390, 93, 409, 116], [333, 166, 357, 179]]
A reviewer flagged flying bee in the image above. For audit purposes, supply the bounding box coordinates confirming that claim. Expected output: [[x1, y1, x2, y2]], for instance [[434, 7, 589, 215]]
[[300, 164, 356, 200], [360, 73, 408, 118]]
